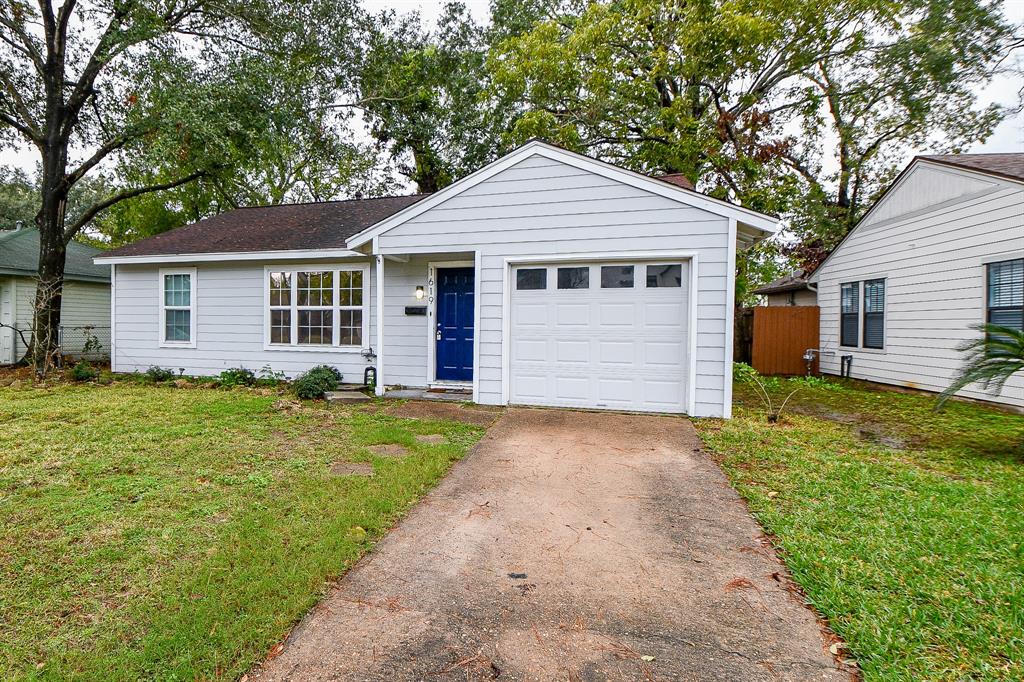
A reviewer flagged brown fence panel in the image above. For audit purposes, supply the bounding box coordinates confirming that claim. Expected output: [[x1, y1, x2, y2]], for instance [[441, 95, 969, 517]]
[[752, 306, 820, 376]]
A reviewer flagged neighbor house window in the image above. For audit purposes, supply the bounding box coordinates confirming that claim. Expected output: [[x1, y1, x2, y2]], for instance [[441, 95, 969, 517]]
[[266, 266, 367, 349], [159, 268, 196, 347], [863, 279, 885, 349], [987, 258, 1023, 331], [840, 282, 859, 347]]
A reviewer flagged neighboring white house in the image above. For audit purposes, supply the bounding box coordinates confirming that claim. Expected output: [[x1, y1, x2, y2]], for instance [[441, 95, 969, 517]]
[[811, 153, 1024, 409], [0, 227, 111, 364], [95, 141, 776, 417]]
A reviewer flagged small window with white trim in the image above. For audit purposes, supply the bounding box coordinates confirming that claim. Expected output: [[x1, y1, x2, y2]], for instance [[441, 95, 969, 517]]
[[160, 268, 195, 346], [987, 258, 1023, 331], [557, 266, 589, 289], [601, 265, 634, 288], [516, 268, 547, 290], [267, 266, 367, 349], [646, 264, 682, 287]]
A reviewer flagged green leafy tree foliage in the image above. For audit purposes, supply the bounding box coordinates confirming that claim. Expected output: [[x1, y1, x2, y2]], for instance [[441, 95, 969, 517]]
[[488, 0, 1017, 276], [0, 0, 365, 370], [357, 2, 513, 193], [0, 166, 36, 230]]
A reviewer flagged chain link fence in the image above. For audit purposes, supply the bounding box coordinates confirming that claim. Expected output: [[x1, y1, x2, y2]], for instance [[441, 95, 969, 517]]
[[58, 325, 110, 362]]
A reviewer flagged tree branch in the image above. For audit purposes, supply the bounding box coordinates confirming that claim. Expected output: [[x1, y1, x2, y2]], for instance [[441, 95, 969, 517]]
[[64, 125, 155, 188], [64, 169, 207, 240]]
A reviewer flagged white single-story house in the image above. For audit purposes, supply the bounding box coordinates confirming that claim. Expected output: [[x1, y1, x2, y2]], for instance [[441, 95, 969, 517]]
[[1, 226, 111, 364], [811, 153, 1024, 409], [752, 270, 817, 306], [95, 141, 777, 417]]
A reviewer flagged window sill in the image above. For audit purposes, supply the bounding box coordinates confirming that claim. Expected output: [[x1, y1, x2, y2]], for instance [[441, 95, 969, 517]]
[[160, 341, 196, 349], [262, 344, 366, 353]]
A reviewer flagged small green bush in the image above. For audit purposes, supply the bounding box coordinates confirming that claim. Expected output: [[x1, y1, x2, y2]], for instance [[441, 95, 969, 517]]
[[144, 366, 177, 382], [292, 365, 341, 400], [218, 367, 256, 387], [69, 361, 98, 382], [256, 364, 286, 387]]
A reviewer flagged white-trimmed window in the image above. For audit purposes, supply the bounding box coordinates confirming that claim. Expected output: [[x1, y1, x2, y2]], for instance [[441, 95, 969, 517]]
[[265, 265, 368, 350], [159, 268, 196, 347]]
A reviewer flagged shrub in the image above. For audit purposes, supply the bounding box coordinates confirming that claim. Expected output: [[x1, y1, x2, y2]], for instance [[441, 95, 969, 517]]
[[292, 365, 341, 400], [218, 367, 256, 387], [144, 366, 176, 383], [69, 361, 98, 382], [256, 364, 286, 387]]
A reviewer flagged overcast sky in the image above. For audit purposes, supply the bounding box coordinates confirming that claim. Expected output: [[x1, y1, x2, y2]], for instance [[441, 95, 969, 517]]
[[2, 0, 1021, 174]]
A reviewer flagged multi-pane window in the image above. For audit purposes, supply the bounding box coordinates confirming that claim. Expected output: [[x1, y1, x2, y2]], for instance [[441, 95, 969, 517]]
[[862, 279, 885, 349], [987, 258, 1023, 331], [160, 269, 194, 346], [840, 282, 859, 347], [267, 267, 366, 348]]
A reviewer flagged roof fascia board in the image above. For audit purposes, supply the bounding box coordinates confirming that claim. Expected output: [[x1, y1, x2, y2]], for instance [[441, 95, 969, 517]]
[[348, 141, 778, 250], [94, 248, 365, 265]]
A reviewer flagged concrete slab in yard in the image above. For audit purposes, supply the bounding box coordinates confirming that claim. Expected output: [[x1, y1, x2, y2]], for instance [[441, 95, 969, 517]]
[[325, 390, 371, 404], [253, 408, 847, 681]]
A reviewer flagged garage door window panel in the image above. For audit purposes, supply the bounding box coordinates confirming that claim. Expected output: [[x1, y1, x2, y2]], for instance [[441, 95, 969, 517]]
[[601, 266, 634, 288], [646, 264, 682, 287], [516, 268, 547, 290], [557, 267, 590, 289]]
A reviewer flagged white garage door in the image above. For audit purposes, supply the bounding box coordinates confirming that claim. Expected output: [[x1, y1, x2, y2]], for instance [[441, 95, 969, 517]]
[[509, 260, 690, 413]]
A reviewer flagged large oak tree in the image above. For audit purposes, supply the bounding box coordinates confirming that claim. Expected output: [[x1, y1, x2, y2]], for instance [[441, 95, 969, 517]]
[[0, 0, 362, 370]]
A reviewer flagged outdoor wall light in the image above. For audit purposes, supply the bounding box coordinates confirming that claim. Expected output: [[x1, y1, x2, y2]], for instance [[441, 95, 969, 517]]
[[415, 285, 425, 300]]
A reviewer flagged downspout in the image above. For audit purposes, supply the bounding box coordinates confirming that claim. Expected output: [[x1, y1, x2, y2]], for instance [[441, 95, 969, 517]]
[[373, 237, 385, 396]]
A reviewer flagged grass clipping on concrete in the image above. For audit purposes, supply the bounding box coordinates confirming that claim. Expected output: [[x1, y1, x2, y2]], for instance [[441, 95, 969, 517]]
[[697, 379, 1024, 681], [0, 383, 485, 680]]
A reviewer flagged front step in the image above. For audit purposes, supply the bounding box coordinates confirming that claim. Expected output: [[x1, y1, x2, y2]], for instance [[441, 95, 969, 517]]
[[325, 390, 372, 404]]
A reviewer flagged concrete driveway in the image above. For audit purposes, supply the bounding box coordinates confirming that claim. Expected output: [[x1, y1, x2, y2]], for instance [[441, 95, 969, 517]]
[[254, 408, 847, 681]]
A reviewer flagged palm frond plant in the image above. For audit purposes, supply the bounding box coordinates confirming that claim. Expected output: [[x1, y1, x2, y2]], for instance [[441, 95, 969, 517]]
[[937, 324, 1024, 410]]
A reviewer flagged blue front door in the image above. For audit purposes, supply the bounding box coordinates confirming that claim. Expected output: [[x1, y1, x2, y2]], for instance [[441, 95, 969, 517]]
[[435, 267, 474, 382]]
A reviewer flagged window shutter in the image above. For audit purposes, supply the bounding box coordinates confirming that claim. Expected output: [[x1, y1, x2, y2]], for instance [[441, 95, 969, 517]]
[[840, 282, 859, 347]]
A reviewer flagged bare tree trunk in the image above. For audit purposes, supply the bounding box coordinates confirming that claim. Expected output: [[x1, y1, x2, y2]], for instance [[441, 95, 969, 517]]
[[32, 146, 70, 374]]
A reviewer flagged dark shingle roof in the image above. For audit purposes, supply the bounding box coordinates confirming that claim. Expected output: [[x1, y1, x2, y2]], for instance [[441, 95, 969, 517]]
[[0, 228, 110, 282], [653, 173, 696, 191], [752, 270, 811, 296], [919, 153, 1024, 183], [102, 194, 429, 259]]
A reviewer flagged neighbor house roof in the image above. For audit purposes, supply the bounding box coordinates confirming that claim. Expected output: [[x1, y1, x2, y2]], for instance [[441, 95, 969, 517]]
[[653, 173, 696, 191], [0, 227, 110, 283], [917, 153, 1024, 184], [99, 194, 429, 260], [752, 270, 812, 296]]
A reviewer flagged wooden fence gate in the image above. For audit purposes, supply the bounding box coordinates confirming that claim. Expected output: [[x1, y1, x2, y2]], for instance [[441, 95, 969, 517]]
[[752, 306, 820, 376]]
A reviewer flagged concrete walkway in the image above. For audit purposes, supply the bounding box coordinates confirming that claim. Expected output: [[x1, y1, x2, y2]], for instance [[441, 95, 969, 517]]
[[254, 408, 847, 681]]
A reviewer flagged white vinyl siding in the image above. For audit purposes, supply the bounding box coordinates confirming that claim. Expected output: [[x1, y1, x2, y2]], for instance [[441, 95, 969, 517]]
[[815, 163, 1024, 408], [113, 260, 377, 380], [375, 154, 733, 417]]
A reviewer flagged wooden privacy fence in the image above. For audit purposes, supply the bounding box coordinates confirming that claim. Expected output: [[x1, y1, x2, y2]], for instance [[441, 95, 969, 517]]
[[752, 306, 820, 376]]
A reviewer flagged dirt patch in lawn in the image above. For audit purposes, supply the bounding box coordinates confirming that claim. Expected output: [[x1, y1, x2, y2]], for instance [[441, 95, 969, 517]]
[[381, 400, 502, 427], [368, 444, 410, 458], [329, 462, 375, 477], [414, 434, 446, 445]]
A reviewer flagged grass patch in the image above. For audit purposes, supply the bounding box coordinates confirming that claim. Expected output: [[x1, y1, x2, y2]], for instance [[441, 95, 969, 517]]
[[696, 379, 1024, 681], [0, 383, 486, 680]]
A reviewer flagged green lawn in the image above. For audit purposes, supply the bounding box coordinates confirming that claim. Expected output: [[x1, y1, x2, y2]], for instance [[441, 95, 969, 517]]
[[697, 379, 1024, 681], [0, 382, 486, 680]]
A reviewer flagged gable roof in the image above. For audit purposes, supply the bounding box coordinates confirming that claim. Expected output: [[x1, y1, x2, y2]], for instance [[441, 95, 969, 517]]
[[346, 140, 778, 250], [917, 153, 1024, 184], [810, 153, 1023, 282], [0, 228, 109, 283], [96, 195, 429, 263], [752, 270, 811, 295]]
